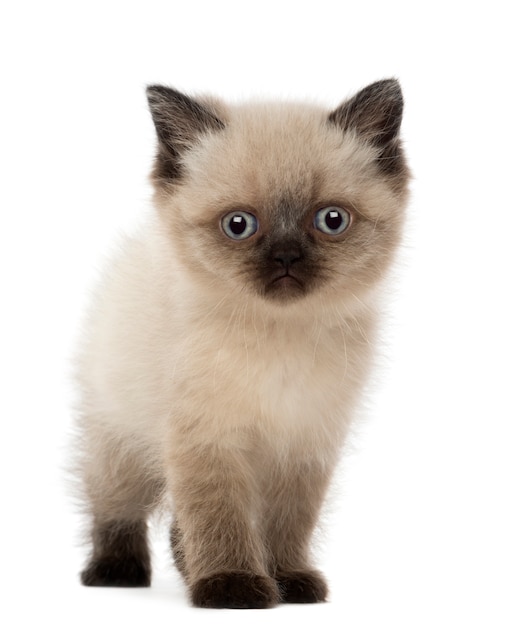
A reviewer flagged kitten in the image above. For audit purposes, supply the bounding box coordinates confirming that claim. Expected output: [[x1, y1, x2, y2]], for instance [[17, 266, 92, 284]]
[[75, 79, 409, 609]]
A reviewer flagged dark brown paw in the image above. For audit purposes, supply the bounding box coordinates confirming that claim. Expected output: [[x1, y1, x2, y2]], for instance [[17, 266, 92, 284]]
[[277, 570, 328, 603], [81, 557, 151, 587], [191, 571, 279, 609]]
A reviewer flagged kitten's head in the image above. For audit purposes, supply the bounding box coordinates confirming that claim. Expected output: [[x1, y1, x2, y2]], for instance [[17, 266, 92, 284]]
[[147, 80, 409, 310]]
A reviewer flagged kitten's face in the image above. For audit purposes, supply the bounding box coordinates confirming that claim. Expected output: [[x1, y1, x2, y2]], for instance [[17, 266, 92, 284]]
[[147, 82, 409, 307]]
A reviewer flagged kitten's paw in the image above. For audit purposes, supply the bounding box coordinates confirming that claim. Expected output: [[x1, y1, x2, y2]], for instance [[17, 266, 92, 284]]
[[277, 569, 328, 603], [81, 557, 151, 587], [191, 571, 279, 609]]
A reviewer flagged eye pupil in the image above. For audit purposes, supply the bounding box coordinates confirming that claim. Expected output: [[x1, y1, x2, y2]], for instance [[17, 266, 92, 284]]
[[230, 215, 246, 235], [326, 210, 342, 230]]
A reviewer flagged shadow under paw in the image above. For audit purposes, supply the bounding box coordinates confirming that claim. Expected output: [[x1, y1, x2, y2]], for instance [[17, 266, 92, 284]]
[[191, 571, 279, 609], [277, 569, 328, 603], [81, 557, 151, 587]]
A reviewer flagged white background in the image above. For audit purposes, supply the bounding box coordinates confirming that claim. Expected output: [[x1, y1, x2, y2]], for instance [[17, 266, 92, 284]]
[[1, 1, 513, 624]]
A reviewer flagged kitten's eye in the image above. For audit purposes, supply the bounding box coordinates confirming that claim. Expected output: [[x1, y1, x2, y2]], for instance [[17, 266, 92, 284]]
[[221, 211, 258, 240], [314, 206, 351, 236]]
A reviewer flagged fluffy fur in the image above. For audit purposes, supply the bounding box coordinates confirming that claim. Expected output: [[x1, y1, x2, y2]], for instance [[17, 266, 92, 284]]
[[74, 79, 409, 608]]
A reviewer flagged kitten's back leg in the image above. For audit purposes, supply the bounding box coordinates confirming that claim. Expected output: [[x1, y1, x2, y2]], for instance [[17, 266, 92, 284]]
[[79, 433, 163, 587], [81, 519, 151, 587]]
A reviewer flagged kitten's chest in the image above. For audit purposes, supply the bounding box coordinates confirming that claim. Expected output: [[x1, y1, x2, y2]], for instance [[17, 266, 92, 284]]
[[254, 347, 333, 423], [175, 317, 358, 433]]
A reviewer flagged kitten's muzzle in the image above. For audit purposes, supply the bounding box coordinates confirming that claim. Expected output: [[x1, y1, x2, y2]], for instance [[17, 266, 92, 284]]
[[259, 238, 309, 300], [268, 244, 305, 290], [272, 243, 302, 271]]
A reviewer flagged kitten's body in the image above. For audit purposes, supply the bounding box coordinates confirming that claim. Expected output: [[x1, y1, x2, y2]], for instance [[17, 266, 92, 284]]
[[75, 81, 409, 608]]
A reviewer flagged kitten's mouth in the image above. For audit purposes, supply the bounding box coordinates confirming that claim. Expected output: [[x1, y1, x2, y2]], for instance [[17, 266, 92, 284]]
[[271, 273, 303, 288], [265, 271, 305, 300]]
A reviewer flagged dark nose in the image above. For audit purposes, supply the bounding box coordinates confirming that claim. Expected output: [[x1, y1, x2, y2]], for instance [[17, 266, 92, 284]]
[[271, 242, 302, 269]]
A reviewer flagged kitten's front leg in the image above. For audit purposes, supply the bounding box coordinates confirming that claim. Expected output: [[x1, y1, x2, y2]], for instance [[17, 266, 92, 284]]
[[169, 443, 279, 609], [265, 461, 331, 603]]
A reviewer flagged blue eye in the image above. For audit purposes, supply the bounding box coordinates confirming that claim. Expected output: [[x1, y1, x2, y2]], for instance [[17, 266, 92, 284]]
[[314, 207, 351, 235], [221, 211, 258, 240]]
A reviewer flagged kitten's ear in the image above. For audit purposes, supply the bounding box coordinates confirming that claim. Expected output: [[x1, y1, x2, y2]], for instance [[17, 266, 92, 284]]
[[146, 85, 225, 182], [329, 79, 405, 176]]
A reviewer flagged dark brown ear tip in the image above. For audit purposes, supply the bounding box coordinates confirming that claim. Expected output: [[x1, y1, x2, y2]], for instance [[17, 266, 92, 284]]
[[371, 77, 401, 88], [377, 77, 402, 90], [364, 78, 403, 103], [146, 84, 163, 96], [383, 78, 403, 102], [146, 84, 177, 105]]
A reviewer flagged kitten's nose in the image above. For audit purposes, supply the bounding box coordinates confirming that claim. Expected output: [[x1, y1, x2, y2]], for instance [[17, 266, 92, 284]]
[[272, 243, 302, 269]]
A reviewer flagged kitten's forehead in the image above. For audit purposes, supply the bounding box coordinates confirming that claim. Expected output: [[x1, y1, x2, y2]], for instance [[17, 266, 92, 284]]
[[177, 101, 396, 223]]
